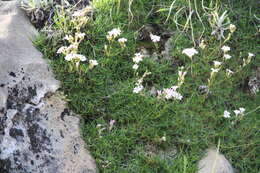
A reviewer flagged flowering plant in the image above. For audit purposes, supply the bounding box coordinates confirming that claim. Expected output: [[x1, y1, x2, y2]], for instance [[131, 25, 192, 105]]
[[56, 7, 98, 74]]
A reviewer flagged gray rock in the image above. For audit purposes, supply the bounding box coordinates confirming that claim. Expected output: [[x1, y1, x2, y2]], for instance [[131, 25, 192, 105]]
[[198, 148, 234, 173], [0, 1, 97, 173], [248, 67, 260, 95], [198, 85, 210, 95]]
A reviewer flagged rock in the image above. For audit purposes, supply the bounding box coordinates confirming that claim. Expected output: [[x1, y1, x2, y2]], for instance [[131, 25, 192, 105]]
[[198, 148, 234, 173], [0, 87, 8, 112], [20, 0, 90, 29], [142, 144, 177, 166], [161, 37, 173, 60], [0, 0, 58, 106], [1, 92, 97, 173], [248, 67, 260, 95], [0, 1, 97, 173], [198, 85, 210, 95]]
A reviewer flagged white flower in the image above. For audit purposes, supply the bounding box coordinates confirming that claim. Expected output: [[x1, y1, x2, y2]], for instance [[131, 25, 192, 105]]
[[108, 28, 121, 38], [226, 69, 234, 77], [234, 107, 245, 116], [136, 78, 143, 85], [248, 53, 255, 58], [96, 124, 103, 128], [133, 84, 144, 93], [118, 38, 127, 43], [170, 85, 179, 91], [211, 68, 220, 73], [158, 86, 183, 100], [64, 53, 86, 62], [150, 33, 161, 43], [157, 90, 163, 98], [89, 59, 98, 70], [182, 48, 198, 59], [171, 91, 183, 100], [66, 44, 78, 52], [64, 54, 75, 61], [64, 35, 69, 40], [77, 54, 86, 61], [160, 136, 166, 142], [132, 64, 139, 70], [57, 46, 67, 54], [76, 32, 86, 40], [224, 54, 232, 60], [132, 53, 143, 63], [223, 110, 231, 118], [239, 107, 245, 114], [213, 61, 222, 67], [164, 89, 183, 100], [118, 38, 127, 48], [72, 10, 85, 17], [89, 59, 98, 66], [234, 110, 240, 116], [106, 35, 113, 41], [64, 35, 74, 42], [221, 45, 230, 53], [163, 88, 175, 100], [229, 24, 236, 33]]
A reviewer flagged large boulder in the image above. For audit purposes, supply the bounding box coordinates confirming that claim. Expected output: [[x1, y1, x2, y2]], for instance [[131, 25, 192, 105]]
[[0, 1, 97, 173]]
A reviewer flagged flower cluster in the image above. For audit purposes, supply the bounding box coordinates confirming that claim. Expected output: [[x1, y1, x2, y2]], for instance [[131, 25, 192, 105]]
[[223, 107, 245, 118], [157, 86, 183, 100], [57, 33, 87, 68], [57, 32, 98, 70], [64, 53, 86, 62], [207, 59, 224, 89], [210, 60, 222, 77], [132, 52, 144, 70], [71, 7, 92, 31], [105, 28, 127, 56], [221, 45, 232, 60], [56, 7, 98, 71], [234, 108, 246, 116], [106, 28, 122, 41]]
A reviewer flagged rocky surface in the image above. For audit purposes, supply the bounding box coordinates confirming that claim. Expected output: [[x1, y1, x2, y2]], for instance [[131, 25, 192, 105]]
[[0, 1, 96, 172], [20, 0, 90, 29], [198, 149, 234, 173], [248, 67, 260, 95]]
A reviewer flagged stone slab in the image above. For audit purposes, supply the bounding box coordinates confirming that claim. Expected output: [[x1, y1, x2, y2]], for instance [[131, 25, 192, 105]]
[[0, 1, 97, 172]]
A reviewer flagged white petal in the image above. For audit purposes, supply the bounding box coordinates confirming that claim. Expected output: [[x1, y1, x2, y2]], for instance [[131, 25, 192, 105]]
[[182, 48, 198, 58]]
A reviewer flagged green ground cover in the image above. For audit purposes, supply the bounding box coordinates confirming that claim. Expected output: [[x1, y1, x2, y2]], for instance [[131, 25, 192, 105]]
[[35, 0, 259, 172]]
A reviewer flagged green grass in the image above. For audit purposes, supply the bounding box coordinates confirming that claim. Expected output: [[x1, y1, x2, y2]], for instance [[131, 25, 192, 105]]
[[35, 0, 260, 172]]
